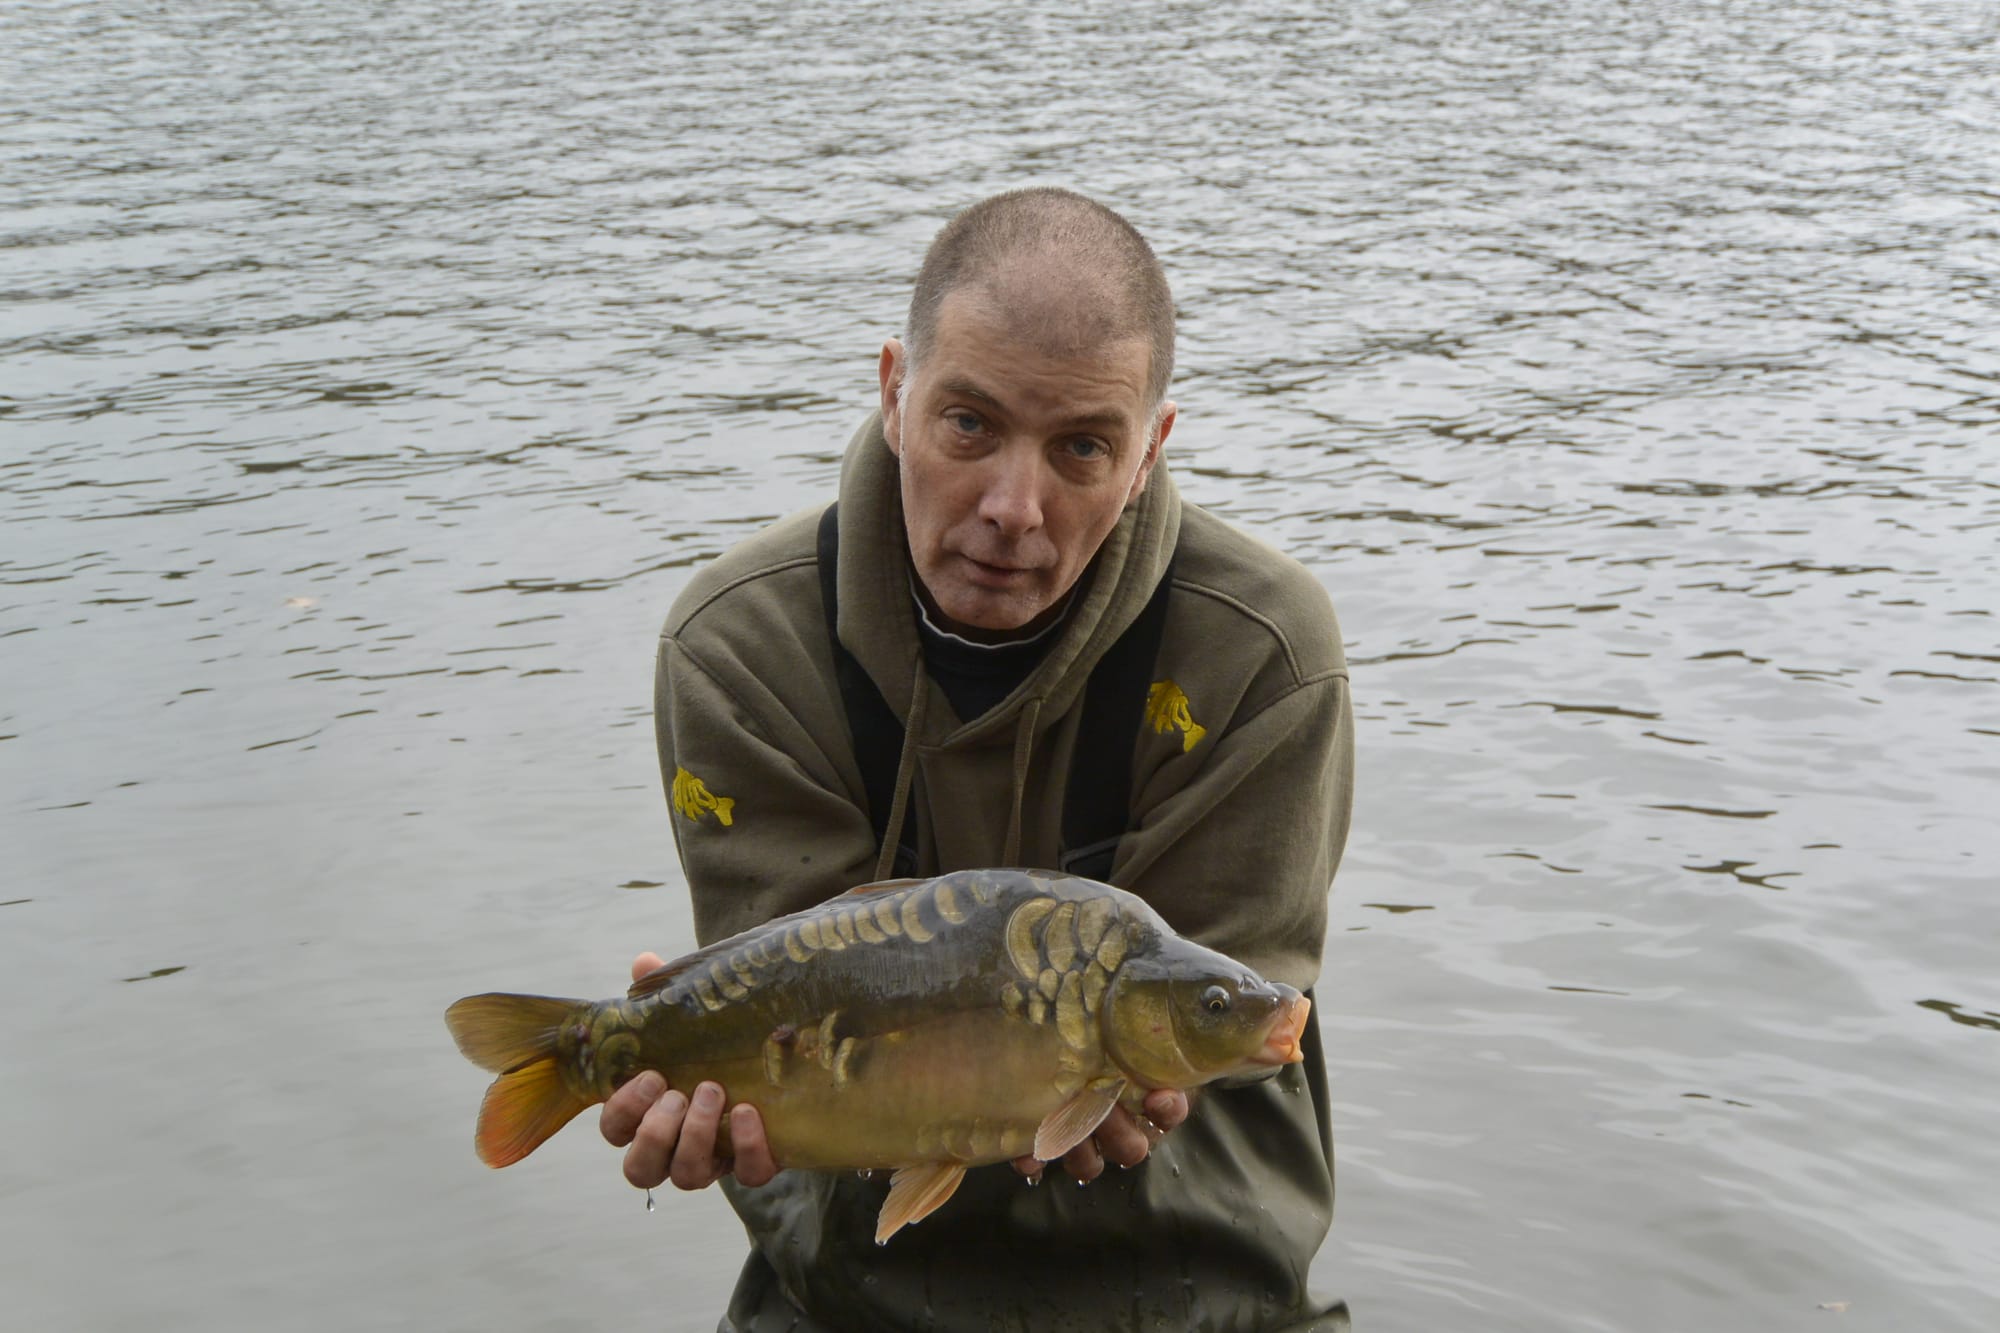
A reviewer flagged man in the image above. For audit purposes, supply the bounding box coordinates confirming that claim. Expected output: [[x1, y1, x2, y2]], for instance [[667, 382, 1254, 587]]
[[603, 188, 1354, 1331]]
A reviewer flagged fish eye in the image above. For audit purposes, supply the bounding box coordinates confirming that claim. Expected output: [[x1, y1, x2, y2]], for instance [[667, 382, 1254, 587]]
[[1202, 985, 1231, 1015]]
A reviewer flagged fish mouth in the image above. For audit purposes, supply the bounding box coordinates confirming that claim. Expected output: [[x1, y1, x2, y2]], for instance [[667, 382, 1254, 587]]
[[1256, 992, 1312, 1065]]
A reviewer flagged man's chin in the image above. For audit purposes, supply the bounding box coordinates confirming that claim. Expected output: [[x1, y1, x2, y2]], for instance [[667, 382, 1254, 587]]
[[929, 585, 1046, 639]]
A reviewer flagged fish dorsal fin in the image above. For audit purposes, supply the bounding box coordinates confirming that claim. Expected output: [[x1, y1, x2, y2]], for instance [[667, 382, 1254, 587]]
[[626, 952, 709, 1001], [626, 881, 932, 1001], [876, 1161, 968, 1245], [841, 877, 928, 897], [1033, 1077, 1128, 1161]]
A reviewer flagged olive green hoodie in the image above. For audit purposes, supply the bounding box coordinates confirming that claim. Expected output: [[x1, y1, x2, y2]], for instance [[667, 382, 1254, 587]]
[[657, 415, 1353, 1332]]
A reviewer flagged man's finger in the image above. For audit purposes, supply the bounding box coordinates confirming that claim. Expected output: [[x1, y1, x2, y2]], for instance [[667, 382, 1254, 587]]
[[669, 1081, 727, 1191], [1061, 1136, 1105, 1184], [630, 951, 668, 985], [624, 1085, 689, 1190], [1143, 1088, 1189, 1131], [1093, 1105, 1152, 1169], [600, 1070, 667, 1149], [729, 1103, 779, 1188]]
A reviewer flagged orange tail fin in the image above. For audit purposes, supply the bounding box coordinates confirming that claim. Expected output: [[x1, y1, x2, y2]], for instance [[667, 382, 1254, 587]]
[[445, 993, 596, 1167]]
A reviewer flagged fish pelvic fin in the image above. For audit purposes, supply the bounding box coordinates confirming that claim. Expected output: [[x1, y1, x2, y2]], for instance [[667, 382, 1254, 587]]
[[876, 1162, 968, 1245], [444, 993, 596, 1167]]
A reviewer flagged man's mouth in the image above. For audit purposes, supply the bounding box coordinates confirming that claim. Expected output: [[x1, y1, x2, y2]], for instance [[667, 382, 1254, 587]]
[[959, 554, 1033, 582]]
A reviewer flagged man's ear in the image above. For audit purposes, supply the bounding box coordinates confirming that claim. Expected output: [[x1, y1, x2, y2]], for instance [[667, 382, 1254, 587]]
[[1126, 401, 1175, 504], [879, 339, 907, 456]]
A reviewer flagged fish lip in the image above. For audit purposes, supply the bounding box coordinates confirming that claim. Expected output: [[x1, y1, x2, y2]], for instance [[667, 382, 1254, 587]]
[[1254, 993, 1312, 1065]]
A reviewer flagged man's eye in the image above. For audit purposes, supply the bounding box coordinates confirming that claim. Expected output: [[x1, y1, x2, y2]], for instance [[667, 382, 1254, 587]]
[[947, 411, 983, 434], [1064, 437, 1109, 460]]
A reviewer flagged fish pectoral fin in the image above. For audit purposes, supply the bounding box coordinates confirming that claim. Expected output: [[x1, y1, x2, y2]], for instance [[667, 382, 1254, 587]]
[[1033, 1077, 1127, 1162], [875, 1162, 968, 1245]]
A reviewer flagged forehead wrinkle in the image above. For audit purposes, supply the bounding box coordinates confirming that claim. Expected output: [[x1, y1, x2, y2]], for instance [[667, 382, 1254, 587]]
[[931, 292, 1148, 418]]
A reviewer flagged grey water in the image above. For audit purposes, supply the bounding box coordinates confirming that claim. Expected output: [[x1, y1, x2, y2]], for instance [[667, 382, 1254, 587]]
[[3, 2, 1996, 1329]]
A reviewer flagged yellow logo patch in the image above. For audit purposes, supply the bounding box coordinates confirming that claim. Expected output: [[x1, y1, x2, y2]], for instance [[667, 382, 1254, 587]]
[[1145, 680, 1207, 754], [672, 766, 736, 827]]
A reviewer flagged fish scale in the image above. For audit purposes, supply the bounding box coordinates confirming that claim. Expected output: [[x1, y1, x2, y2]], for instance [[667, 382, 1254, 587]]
[[1000, 888, 1136, 1049]]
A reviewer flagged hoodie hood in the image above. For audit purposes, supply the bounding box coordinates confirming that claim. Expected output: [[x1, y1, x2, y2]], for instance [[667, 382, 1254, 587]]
[[835, 412, 1182, 749]]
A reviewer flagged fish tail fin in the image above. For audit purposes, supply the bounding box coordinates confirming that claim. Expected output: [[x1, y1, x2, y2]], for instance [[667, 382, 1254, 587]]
[[473, 1055, 594, 1167], [444, 993, 597, 1167]]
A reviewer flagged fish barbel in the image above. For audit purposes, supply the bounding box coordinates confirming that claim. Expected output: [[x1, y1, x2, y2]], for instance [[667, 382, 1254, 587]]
[[445, 868, 1311, 1242]]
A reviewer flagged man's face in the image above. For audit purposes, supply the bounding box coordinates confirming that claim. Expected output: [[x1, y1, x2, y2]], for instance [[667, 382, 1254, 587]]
[[879, 289, 1174, 637]]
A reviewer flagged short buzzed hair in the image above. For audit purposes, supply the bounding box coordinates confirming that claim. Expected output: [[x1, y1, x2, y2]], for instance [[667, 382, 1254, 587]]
[[905, 188, 1176, 411]]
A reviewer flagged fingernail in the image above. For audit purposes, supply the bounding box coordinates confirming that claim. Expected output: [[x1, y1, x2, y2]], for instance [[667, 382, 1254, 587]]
[[694, 1083, 722, 1110], [635, 1071, 666, 1098]]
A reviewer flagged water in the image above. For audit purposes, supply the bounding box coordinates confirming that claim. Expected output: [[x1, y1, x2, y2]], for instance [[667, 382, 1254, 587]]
[[4, 1, 1996, 1329]]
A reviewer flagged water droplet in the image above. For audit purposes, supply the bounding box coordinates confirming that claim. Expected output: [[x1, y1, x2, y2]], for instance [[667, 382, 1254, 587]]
[[645, 1190, 654, 1213]]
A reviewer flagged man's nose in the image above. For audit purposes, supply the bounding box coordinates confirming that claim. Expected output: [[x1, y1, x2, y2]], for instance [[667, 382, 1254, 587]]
[[976, 448, 1046, 534]]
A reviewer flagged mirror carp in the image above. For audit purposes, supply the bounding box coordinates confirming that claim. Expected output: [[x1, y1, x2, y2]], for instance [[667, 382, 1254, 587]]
[[445, 868, 1311, 1243]]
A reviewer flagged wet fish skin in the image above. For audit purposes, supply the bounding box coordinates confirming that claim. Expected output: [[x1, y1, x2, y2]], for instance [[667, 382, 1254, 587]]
[[446, 868, 1310, 1240]]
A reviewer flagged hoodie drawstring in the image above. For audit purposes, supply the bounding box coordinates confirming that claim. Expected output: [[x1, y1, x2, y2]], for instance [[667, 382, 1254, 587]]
[[875, 656, 928, 882], [874, 669, 1043, 877], [1001, 697, 1041, 867]]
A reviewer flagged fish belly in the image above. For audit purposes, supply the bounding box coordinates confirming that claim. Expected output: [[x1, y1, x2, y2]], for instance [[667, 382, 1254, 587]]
[[680, 1006, 1095, 1170]]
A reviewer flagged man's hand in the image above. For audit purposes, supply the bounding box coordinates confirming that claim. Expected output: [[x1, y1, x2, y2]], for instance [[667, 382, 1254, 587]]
[[597, 952, 780, 1191], [1010, 1089, 1190, 1184]]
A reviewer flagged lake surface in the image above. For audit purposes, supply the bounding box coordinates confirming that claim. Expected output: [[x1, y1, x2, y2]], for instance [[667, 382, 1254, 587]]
[[4, 1, 1996, 1329]]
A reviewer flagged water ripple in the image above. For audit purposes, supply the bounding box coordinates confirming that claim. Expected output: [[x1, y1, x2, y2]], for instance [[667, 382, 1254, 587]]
[[5, 1, 1998, 1330]]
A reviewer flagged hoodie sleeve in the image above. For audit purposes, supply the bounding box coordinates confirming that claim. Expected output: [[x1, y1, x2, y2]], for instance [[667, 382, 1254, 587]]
[[1112, 666, 1354, 993], [656, 629, 881, 947]]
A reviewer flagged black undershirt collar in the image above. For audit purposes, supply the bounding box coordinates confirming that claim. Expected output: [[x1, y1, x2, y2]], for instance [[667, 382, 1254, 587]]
[[912, 581, 1070, 723]]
